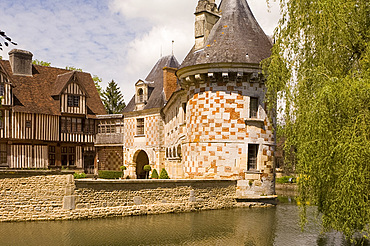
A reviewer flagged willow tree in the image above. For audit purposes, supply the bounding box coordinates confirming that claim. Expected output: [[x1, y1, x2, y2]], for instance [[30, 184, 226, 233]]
[[264, 0, 370, 240]]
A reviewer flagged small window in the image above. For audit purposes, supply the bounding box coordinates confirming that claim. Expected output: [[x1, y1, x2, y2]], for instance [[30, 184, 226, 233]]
[[248, 144, 259, 171], [250, 97, 258, 118], [137, 88, 144, 103], [67, 95, 79, 107], [48, 146, 55, 166], [25, 120, 32, 128], [0, 84, 4, 96], [137, 118, 144, 135], [0, 144, 7, 165], [0, 111, 3, 129]]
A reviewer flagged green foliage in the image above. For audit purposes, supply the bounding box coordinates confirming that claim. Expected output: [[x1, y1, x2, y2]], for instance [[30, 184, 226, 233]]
[[120, 165, 127, 171], [263, 0, 370, 239], [32, 59, 51, 67], [276, 176, 296, 184], [92, 75, 103, 96], [65, 66, 83, 72], [98, 170, 122, 179], [73, 172, 86, 179], [159, 168, 169, 179], [102, 80, 126, 114], [151, 169, 159, 179], [143, 165, 151, 172]]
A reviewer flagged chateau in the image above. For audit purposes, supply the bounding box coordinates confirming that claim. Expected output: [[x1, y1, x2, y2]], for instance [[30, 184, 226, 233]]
[[0, 0, 275, 194]]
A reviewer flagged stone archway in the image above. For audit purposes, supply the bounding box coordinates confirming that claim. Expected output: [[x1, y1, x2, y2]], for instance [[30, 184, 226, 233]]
[[134, 150, 149, 179]]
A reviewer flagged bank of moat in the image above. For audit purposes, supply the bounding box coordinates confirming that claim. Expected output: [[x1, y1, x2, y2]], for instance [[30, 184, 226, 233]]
[[0, 175, 275, 222]]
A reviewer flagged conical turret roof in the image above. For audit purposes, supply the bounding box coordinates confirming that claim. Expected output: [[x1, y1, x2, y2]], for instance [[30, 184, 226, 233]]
[[180, 0, 272, 69]]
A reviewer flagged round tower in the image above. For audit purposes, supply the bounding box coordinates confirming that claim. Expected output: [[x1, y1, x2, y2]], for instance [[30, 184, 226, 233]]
[[177, 0, 275, 194]]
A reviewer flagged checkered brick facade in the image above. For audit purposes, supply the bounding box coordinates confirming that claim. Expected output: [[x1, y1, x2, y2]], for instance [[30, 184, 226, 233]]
[[181, 76, 275, 185], [124, 118, 136, 148], [145, 115, 163, 147], [97, 146, 124, 171], [122, 112, 165, 178]]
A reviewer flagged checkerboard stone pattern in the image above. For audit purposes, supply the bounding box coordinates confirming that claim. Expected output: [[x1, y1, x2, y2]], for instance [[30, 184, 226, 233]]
[[184, 79, 275, 183], [145, 115, 163, 147], [124, 118, 135, 148], [98, 147, 124, 171]]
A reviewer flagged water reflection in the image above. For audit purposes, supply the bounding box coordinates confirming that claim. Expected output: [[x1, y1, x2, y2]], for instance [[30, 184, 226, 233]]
[[0, 200, 367, 246]]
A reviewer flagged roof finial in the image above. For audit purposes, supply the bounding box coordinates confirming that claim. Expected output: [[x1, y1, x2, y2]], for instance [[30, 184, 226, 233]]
[[172, 40, 174, 56]]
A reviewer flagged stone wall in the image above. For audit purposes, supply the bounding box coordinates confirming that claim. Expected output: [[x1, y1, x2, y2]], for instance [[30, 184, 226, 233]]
[[0, 175, 68, 221], [0, 176, 271, 222]]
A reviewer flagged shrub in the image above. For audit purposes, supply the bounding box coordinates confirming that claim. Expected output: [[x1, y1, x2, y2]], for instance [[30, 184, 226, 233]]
[[151, 169, 159, 179], [98, 170, 122, 179], [159, 168, 170, 179], [143, 165, 151, 172], [120, 166, 127, 171], [276, 176, 296, 184], [73, 172, 86, 179]]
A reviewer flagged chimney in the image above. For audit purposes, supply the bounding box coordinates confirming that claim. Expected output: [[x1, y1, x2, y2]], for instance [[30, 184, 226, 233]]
[[194, 0, 220, 51], [163, 67, 178, 101], [8, 49, 33, 76]]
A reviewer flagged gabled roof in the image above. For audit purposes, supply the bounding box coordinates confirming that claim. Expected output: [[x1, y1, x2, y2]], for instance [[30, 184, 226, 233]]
[[123, 55, 180, 113], [51, 71, 89, 97], [180, 0, 272, 69], [0, 60, 106, 116]]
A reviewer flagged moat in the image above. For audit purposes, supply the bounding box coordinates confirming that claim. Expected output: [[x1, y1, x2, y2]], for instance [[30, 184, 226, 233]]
[[0, 199, 359, 246]]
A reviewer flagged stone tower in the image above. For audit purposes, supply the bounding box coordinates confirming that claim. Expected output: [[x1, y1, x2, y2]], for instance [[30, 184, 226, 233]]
[[177, 0, 275, 194]]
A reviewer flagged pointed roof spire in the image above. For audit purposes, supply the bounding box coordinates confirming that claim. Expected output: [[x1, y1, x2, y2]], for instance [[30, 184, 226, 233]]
[[180, 0, 272, 69]]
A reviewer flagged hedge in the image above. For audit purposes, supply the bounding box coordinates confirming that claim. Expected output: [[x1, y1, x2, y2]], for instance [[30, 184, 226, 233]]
[[98, 170, 122, 179]]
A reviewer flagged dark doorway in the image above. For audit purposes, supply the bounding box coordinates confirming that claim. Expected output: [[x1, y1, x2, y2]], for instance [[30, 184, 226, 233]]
[[135, 150, 149, 179], [84, 151, 95, 174]]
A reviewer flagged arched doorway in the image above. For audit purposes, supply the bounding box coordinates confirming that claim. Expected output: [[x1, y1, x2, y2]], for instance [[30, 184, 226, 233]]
[[134, 150, 149, 179]]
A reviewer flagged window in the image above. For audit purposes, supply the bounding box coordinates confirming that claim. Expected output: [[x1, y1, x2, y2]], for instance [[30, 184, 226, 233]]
[[25, 120, 32, 128], [248, 144, 259, 171], [250, 97, 258, 118], [67, 95, 79, 107], [0, 144, 7, 165], [136, 118, 144, 135], [137, 88, 144, 103], [61, 117, 84, 133], [48, 146, 55, 166], [0, 84, 4, 97], [61, 146, 75, 166], [0, 111, 3, 129]]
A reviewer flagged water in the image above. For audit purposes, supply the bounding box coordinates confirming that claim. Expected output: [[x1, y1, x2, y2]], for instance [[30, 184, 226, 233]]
[[0, 199, 365, 246]]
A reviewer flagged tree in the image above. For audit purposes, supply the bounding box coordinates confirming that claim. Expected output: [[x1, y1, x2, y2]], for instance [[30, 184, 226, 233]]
[[92, 75, 103, 97], [151, 169, 159, 179], [32, 59, 51, 67], [159, 168, 169, 179], [263, 0, 369, 240], [102, 80, 126, 114], [0, 30, 17, 51]]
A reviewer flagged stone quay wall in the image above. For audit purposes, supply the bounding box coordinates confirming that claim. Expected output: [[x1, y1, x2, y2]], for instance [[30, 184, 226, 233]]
[[0, 175, 270, 222], [0, 175, 68, 221]]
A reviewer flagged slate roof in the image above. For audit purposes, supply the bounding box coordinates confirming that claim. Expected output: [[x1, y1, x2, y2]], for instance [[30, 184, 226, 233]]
[[0, 60, 106, 117], [123, 55, 180, 113], [180, 0, 272, 69]]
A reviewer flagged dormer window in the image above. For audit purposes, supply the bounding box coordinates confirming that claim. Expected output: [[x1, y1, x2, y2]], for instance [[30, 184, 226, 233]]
[[67, 95, 79, 107], [138, 88, 144, 103]]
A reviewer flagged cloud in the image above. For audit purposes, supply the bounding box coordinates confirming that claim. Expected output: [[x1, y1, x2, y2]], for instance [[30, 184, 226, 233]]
[[1, 0, 280, 103]]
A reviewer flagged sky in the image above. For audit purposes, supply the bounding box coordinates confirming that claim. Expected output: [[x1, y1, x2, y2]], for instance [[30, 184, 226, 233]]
[[0, 0, 280, 102]]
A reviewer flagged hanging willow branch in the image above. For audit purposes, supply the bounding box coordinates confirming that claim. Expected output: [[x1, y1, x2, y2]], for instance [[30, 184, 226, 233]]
[[0, 30, 17, 51]]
